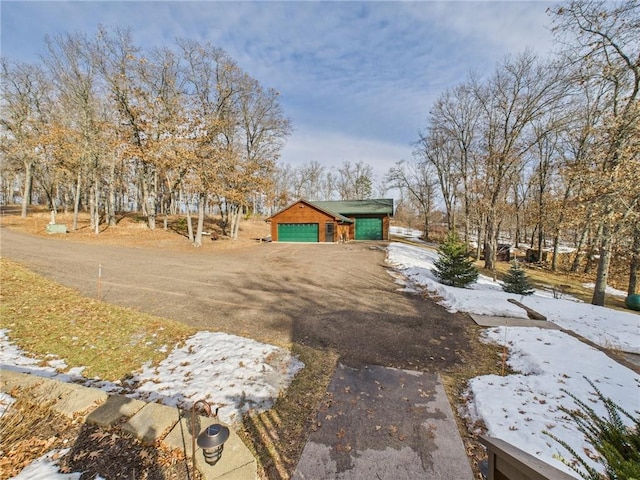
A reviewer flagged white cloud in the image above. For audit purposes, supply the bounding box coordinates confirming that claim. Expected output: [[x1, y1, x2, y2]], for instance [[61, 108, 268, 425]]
[[280, 127, 412, 182], [1, 1, 558, 181]]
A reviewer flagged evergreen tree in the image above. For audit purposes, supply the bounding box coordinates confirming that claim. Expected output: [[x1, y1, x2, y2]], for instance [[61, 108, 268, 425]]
[[432, 232, 478, 288], [545, 378, 640, 480], [502, 260, 535, 295]]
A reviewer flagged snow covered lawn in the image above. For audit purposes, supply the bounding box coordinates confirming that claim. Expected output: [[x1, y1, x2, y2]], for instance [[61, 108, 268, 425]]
[[387, 241, 640, 478], [467, 327, 639, 477], [0, 330, 303, 424], [387, 242, 640, 354]]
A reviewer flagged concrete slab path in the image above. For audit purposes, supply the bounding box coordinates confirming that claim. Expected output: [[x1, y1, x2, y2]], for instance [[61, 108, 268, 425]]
[[469, 314, 561, 329], [0, 369, 257, 480], [293, 364, 473, 480]]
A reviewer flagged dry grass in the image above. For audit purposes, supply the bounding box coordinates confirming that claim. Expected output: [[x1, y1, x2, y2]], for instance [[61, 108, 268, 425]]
[[0, 206, 271, 253], [0, 388, 193, 480], [240, 344, 339, 479], [440, 323, 507, 480], [0, 254, 333, 479], [0, 258, 195, 381], [0, 391, 78, 480]]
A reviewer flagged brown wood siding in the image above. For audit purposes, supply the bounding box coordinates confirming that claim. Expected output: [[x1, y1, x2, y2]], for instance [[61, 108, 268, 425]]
[[270, 202, 337, 242]]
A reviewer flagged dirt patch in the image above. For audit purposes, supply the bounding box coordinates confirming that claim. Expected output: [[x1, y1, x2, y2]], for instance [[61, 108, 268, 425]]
[[0, 206, 271, 253]]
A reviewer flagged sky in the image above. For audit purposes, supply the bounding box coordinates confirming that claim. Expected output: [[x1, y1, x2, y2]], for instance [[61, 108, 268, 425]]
[[3, 233, 639, 478], [0, 1, 557, 186]]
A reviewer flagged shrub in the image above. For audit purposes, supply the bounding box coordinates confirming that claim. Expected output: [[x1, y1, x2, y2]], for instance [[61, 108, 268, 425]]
[[545, 378, 640, 480], [432, 232, 478, 288], [502, 260, 535, 295]]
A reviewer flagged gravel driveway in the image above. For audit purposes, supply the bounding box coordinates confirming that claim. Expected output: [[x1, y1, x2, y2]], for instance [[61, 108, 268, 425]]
[[0, 227, 472, 370]]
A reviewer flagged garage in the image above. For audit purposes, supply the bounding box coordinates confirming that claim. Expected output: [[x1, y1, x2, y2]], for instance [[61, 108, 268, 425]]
[[277, 223, 319, 242], [355, 217, 383, 240], [267, 199, 393, 242]]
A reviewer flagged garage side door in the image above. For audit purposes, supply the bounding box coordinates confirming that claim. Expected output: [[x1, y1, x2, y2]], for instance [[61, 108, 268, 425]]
[[355, 217, 382, 240], [278, 223, 319, 242]]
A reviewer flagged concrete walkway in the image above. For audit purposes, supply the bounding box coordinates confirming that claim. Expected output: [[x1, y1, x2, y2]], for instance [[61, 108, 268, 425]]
[[293, 364, 474, 480], [0, 368, 256, 480], [469, 313, 561, 329]]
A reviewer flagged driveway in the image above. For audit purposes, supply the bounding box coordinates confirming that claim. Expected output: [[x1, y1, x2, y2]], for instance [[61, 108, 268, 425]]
[[0, 227, 472, 370]]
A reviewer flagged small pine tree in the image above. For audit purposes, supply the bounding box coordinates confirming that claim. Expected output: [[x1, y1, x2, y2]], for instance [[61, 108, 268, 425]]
[[502, 260, 535, 295], [432, 232, 478, 288]]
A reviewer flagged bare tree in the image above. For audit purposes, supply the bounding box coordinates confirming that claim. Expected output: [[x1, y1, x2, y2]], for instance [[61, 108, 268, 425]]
[[0, 60, 51, 218], [415, 127, 460, 231], [385, 159, 438, 240], [43, 32, 106, 230], [428, 83, 481, 242], [473, 52, 564, 271], [337, 160, 374, 200], [552, 0, 640, 305]]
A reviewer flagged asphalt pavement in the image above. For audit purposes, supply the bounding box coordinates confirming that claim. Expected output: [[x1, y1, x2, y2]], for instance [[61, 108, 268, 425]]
[[293, 364, 474, 480]]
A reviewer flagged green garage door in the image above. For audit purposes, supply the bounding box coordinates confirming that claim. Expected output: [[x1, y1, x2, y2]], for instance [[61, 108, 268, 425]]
[[355, 217, 383, 240], [278, 223, 319, 242]]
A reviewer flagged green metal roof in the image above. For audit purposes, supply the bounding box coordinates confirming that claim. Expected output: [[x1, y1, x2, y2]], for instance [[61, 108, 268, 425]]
[[266, 199, 353, 223], [310, 199, 394, 216]]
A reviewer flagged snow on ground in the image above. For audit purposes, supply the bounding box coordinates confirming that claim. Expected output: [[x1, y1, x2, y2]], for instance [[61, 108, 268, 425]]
[[389, 225, 423, 239], [387, 241, 640, 478], [519, 296, 639, 354], [1, 329, 302, 479], [583, 282, 628, 298], [0, 391, 15, 416], [0, 330, 303, 425], [129, 331, 304, 423], [467, 327, 639, 477], [3, 240, 639, 478], [8, 450, 83, 480], [387, 242, 640, 353]]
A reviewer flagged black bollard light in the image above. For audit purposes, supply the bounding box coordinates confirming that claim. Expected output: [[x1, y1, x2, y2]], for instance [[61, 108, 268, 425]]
[[191, 399, 230, 474], [197, 422, 230, 465]]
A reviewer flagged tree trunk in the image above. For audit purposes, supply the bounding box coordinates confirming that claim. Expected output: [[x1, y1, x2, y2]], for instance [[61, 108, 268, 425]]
[[475, 214, 484, 261], [591, 223, 613, 306], [72, 171, 81, 231], [484, 211, 497, 271], [571, 221, 590, 272], [219, 199, 229, 236], [194, 192, 206, 247], [229, 204, 241, 240], [423, 211, 430, 242], [551, 228, 560, 272], [183, 189, 194, 242], [143, 166, 157, 231], [21, 159, 33, 218], [463, 194, 470, 246], [628, 228, 640, 296], [89, 177, 100, 235], [537, 225, 544, 264], [107, 159, 117, 227]]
